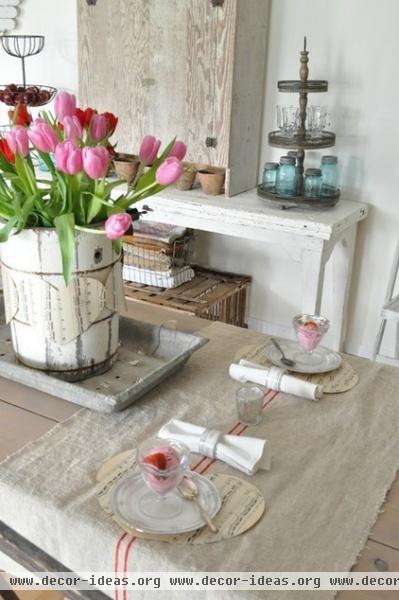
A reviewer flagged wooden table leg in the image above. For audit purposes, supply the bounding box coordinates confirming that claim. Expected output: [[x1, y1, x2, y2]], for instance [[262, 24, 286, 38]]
[[300, 225, 358, 352], [300, 239, 331, 317], [329, 224, 358, 352]]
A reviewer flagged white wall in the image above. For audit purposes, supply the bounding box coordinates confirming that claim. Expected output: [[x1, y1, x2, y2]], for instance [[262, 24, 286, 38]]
[[196, 0, 399, 358], [0, 0, 77, 123], [2, 0, 397, 359]]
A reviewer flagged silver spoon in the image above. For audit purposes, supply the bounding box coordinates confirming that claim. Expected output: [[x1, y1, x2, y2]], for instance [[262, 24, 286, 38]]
[[178, 476, 218, 533], [271, 338, 296, 368]]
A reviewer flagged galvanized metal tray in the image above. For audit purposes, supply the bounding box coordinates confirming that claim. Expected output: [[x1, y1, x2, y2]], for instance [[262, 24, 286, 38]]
[[0, 297, 208, 413]]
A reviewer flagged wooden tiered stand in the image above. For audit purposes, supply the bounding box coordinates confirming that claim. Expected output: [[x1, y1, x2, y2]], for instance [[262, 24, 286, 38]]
[[258, 37, 339, 210]]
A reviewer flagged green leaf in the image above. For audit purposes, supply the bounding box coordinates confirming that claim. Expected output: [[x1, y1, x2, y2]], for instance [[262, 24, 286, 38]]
[[54, 213, 75, 285], [112, 239, 122, 255], [0, 153, 15, 174], [86, 194, 104, 223], [0, 216, 17, 242]]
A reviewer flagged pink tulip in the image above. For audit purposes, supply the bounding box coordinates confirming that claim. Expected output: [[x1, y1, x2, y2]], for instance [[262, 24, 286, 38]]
[[6, 126, 29, 157], [90, 114, 107, 141], [169, 140, 187, 161], [28, 119, 58, 153], [55, 140, 83, 175], [54, 92, 77, 123], [63, 115, 83, 143], [156, 157, 183, 185], [105, 213, 132, 240], [139, 135, 161, 166], [82, 146, 109, 179]]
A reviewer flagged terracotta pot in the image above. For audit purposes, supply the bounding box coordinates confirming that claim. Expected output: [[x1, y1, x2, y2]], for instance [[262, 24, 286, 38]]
[[197, 168, 225, 196], [113, 153, 140, 184], [175, 162, 197, 191]]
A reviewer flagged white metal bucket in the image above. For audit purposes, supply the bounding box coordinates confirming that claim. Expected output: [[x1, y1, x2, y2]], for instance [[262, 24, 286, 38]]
[[0, 228, 125, 381]]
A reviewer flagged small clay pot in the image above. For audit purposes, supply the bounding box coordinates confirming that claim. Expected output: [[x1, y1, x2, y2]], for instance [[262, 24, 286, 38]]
[[197, 168, 225, 196], [113, 153, 140, 184], [175, 162, 198, 191]]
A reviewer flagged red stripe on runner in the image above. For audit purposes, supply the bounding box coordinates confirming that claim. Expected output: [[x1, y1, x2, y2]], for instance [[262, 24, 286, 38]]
[[199, 390, 279, 475], [117, 387, 280, 593], [114, 532, 128, 600], [122, 536, 136, 600], [190, 417, 250, 472]]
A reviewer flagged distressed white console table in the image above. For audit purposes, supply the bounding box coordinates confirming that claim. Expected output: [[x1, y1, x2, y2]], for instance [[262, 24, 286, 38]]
[[130, 187, 368, 351]]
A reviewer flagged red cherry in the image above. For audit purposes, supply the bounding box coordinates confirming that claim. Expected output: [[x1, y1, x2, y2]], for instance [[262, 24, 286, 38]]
[[22, 92, 34, 104], [303, 320, 319, 330], [6, 84, 17, 92], [35, 90, 50, 105], [3, 92, 14, 104], [143, 452, 167, 470]]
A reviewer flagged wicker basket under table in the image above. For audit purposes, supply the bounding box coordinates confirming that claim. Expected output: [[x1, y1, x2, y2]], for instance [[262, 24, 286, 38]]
[[124, 266, 251, 328]]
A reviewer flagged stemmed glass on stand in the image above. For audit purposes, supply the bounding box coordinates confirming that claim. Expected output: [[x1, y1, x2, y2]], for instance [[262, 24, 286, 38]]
[[293, 314, 330, 366], [137, 437, 190, 520]]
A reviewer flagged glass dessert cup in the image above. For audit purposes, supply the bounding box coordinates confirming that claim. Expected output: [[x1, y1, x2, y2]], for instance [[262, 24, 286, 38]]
[[293, 314, 330, 366], [137, 437, 190, 520]]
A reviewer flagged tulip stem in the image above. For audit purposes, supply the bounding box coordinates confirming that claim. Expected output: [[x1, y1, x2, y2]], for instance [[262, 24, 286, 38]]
[[74, 224, 106, 235], [120, 180, 157, 209]]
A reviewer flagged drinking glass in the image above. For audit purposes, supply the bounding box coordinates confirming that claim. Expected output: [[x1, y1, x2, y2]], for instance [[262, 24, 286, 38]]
[[137, 437, 190, 519], [236, 384, 264, 425], [292, 314, 330, 366], [276, 105, 299, 136], [309, 105, 330, 138]]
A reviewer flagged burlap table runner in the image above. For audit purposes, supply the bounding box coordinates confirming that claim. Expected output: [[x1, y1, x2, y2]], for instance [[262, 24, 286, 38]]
[[0, 321, 399, 600]]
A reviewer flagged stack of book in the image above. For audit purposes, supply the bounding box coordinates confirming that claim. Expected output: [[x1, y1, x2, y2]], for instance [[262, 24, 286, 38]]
[[122, 221, 194, 289]]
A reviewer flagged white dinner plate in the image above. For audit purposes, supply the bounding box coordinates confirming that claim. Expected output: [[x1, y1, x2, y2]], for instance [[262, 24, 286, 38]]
[[267, 340, 342, 373], [112, 471, 221, 535]]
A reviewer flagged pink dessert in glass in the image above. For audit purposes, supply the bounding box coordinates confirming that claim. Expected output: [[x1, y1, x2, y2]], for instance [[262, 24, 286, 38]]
[[293, 314, 330, 366], [136, 437, 190, 520], [142, 447, 181, 495], [297, 321, 322, 352]]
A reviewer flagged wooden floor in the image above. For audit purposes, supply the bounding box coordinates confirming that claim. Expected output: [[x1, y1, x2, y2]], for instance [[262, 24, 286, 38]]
[[0, 302, 398, 599]]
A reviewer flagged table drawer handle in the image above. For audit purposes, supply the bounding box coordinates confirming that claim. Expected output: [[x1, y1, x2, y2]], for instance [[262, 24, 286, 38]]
[[374, 558, 389, 571]]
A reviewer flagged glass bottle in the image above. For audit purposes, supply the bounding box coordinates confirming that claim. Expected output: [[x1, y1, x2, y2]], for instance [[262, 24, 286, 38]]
[[276, 156, 296, 196], [262, 162, 279, 191], [304, 168, 322, 198], [321, 155, 338, 196]]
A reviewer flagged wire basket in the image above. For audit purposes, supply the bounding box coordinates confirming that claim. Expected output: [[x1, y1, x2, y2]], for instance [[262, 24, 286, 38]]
[[123, 232, 194, 272]]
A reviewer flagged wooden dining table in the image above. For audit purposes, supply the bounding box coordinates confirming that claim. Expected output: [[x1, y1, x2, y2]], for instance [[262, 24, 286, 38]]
[[0, 300, 398, 600]]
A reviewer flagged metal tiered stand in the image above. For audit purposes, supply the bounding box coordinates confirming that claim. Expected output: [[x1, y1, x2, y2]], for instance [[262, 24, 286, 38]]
[[0, 35, 56, 108], [258, 37, 340, 210]]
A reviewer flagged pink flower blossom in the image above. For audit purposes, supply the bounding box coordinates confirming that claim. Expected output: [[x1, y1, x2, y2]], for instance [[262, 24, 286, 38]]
[[169, 140, 187, 161], [55, 140, 83, 175], [54, 91, 77, 123], [28, 119, 58, 153], [139, 135, 161, 166], [105, 213, 132, 240], [6, 126, 29, 157], [82, 146, 109, 179], [63, 115, 83, 143], [156, 157, 183, 185], [90, 114, 107, 141]]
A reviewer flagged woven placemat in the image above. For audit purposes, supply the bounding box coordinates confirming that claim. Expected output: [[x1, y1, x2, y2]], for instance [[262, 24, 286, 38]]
[[96, 449, 265, 544], [236, 342, 359, 393]]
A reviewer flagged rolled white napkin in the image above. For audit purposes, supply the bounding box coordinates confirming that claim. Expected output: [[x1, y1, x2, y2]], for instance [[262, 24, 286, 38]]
[[158, 418, 271, 476], [229, 359, 323, 401]]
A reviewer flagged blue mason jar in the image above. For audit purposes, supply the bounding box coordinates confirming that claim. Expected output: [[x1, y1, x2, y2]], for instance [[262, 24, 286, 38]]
[[276, 156, 296, 195], [321, 155, 338, 196], [304, 168, 322, 198], [262, 162, 279, 191]]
